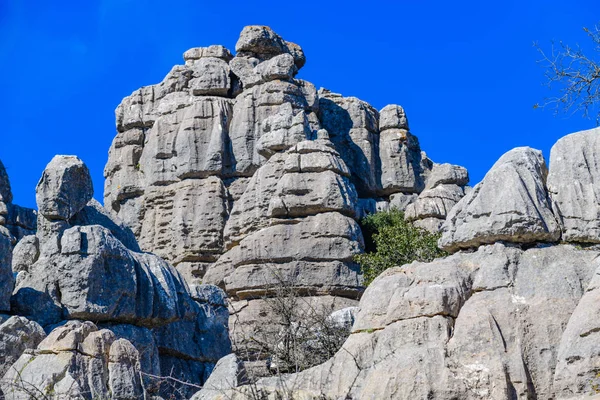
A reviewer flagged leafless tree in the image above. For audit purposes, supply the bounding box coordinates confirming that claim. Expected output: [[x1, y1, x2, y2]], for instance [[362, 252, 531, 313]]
[[534, 23, 600, 123], [228, 268, 355, 381]]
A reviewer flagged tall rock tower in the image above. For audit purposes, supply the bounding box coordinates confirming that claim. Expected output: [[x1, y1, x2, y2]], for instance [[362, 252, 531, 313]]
[[104, 25, 468, 375]]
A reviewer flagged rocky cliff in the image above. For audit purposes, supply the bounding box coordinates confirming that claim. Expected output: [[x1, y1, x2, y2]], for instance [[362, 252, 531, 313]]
[[1, 157, 230, 399], [102, 25, 468, 378], [3, 24, 600, 400], [103, 25, 467, 283], [207, 127, 600, 399]]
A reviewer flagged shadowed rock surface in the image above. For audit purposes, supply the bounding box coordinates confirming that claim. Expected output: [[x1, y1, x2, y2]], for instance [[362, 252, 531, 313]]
[[0, 160, 36, 245], [2, 156, 230, 399]]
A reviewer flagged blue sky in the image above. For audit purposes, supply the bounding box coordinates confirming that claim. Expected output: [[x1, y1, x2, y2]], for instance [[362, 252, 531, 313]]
[[1, 0, 599, 209]]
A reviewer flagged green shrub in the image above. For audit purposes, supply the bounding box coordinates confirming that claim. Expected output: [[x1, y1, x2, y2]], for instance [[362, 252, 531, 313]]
[[354, 209, 447, 286]]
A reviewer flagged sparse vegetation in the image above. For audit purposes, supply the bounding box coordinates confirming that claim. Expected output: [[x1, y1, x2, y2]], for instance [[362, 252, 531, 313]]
[[230, 270, 355, 380], [354, 209, 447, 286]]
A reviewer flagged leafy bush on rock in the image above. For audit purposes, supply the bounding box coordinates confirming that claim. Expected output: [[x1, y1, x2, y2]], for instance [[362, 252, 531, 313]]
[[355, 209, 447, 286]]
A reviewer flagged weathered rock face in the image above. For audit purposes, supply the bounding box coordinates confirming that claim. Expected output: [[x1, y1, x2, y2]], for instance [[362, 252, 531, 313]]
[[10, 24, 600, 400], [103, 27, 323, 281], [0, 160, 36, 244], [203, 140, 364, 293], [188, 129, 600, 399], [0, 314, 46, 377], [439, 147, 560, 252], [378, 104, 426, 195], [201, 139, 364, 376], [100, 25, 469, 383], [222, 243, 600, 399], [104, 25, 462, 282], [36, 155, 94, 221], [2, 321, 146, 400], [318, 90, 381, 196], [405, 163, 469, 232], [4, 156, 230, 399], [547, 127, 600, 243]]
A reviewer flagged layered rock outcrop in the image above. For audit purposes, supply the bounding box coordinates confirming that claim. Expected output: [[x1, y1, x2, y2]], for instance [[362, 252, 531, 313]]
[[405, 163, 469, 232], [104, 25, 465, 286], [6, 24, 600, 400], [103, 26, 323, 282], [2, 156, 230, 399], [202, 138, 365, 375], [227, 243, 600, 399], [215, 127, 600, 399], [102, 25, 469, 378]]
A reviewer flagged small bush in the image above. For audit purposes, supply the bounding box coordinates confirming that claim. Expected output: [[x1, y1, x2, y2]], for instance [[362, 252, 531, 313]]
[[355, 209, 447, 286]]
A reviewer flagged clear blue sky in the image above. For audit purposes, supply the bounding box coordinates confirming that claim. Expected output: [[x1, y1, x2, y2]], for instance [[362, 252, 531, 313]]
[[1, 0, 599, 209]]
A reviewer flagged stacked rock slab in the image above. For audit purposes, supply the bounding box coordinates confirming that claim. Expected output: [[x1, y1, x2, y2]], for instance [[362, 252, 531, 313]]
[[104, 27, 322, 282], [104, 25, 466, 283], [405, 163, 469, 232], [202, 138, 364, 374], [215, 129, 600, 399], [0, 160, 36, 245], [4, 156, 230, 399]]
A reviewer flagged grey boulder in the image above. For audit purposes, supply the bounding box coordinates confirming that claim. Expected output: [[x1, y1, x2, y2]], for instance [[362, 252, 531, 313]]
[[547, 127, 600, 243], [235, 25, 305, 69], [439, 147, 560, 252], [191, 354, 247, 400], [36, 155, 93, 221], [1, 321, 144, 400], [0, 315, 46, 377]]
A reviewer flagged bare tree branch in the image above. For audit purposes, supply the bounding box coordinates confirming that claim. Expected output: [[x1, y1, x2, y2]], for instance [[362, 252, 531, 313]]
[[534, 23, 600, 124]]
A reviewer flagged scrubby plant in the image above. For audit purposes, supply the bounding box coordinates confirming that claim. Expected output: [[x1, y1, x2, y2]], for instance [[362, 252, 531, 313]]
[[355, 209, 447, 286]]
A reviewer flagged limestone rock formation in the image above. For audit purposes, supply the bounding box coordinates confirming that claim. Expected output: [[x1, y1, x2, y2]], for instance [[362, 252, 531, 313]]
[[318, 90, 381, 196], [378, 104, 426, 195], [100, 25, 470, 381], [3, 156, 230, 399], [200, 129, 600, 399], [439, 147, 560, 252], [222, 243, 600, 399], [8, 24, 600, 400], [103, 26, 325, 281], [104, 25, 462, 284], [405, 163, 469, 232], [547, 127, 600, 243], [191, 354, 247, 400], [36, 155, 94, 221], [0, 314, 45, 377], [2, 321, 146, 400], [0, 160, 36, 244], [201, 139, 364, 375]]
